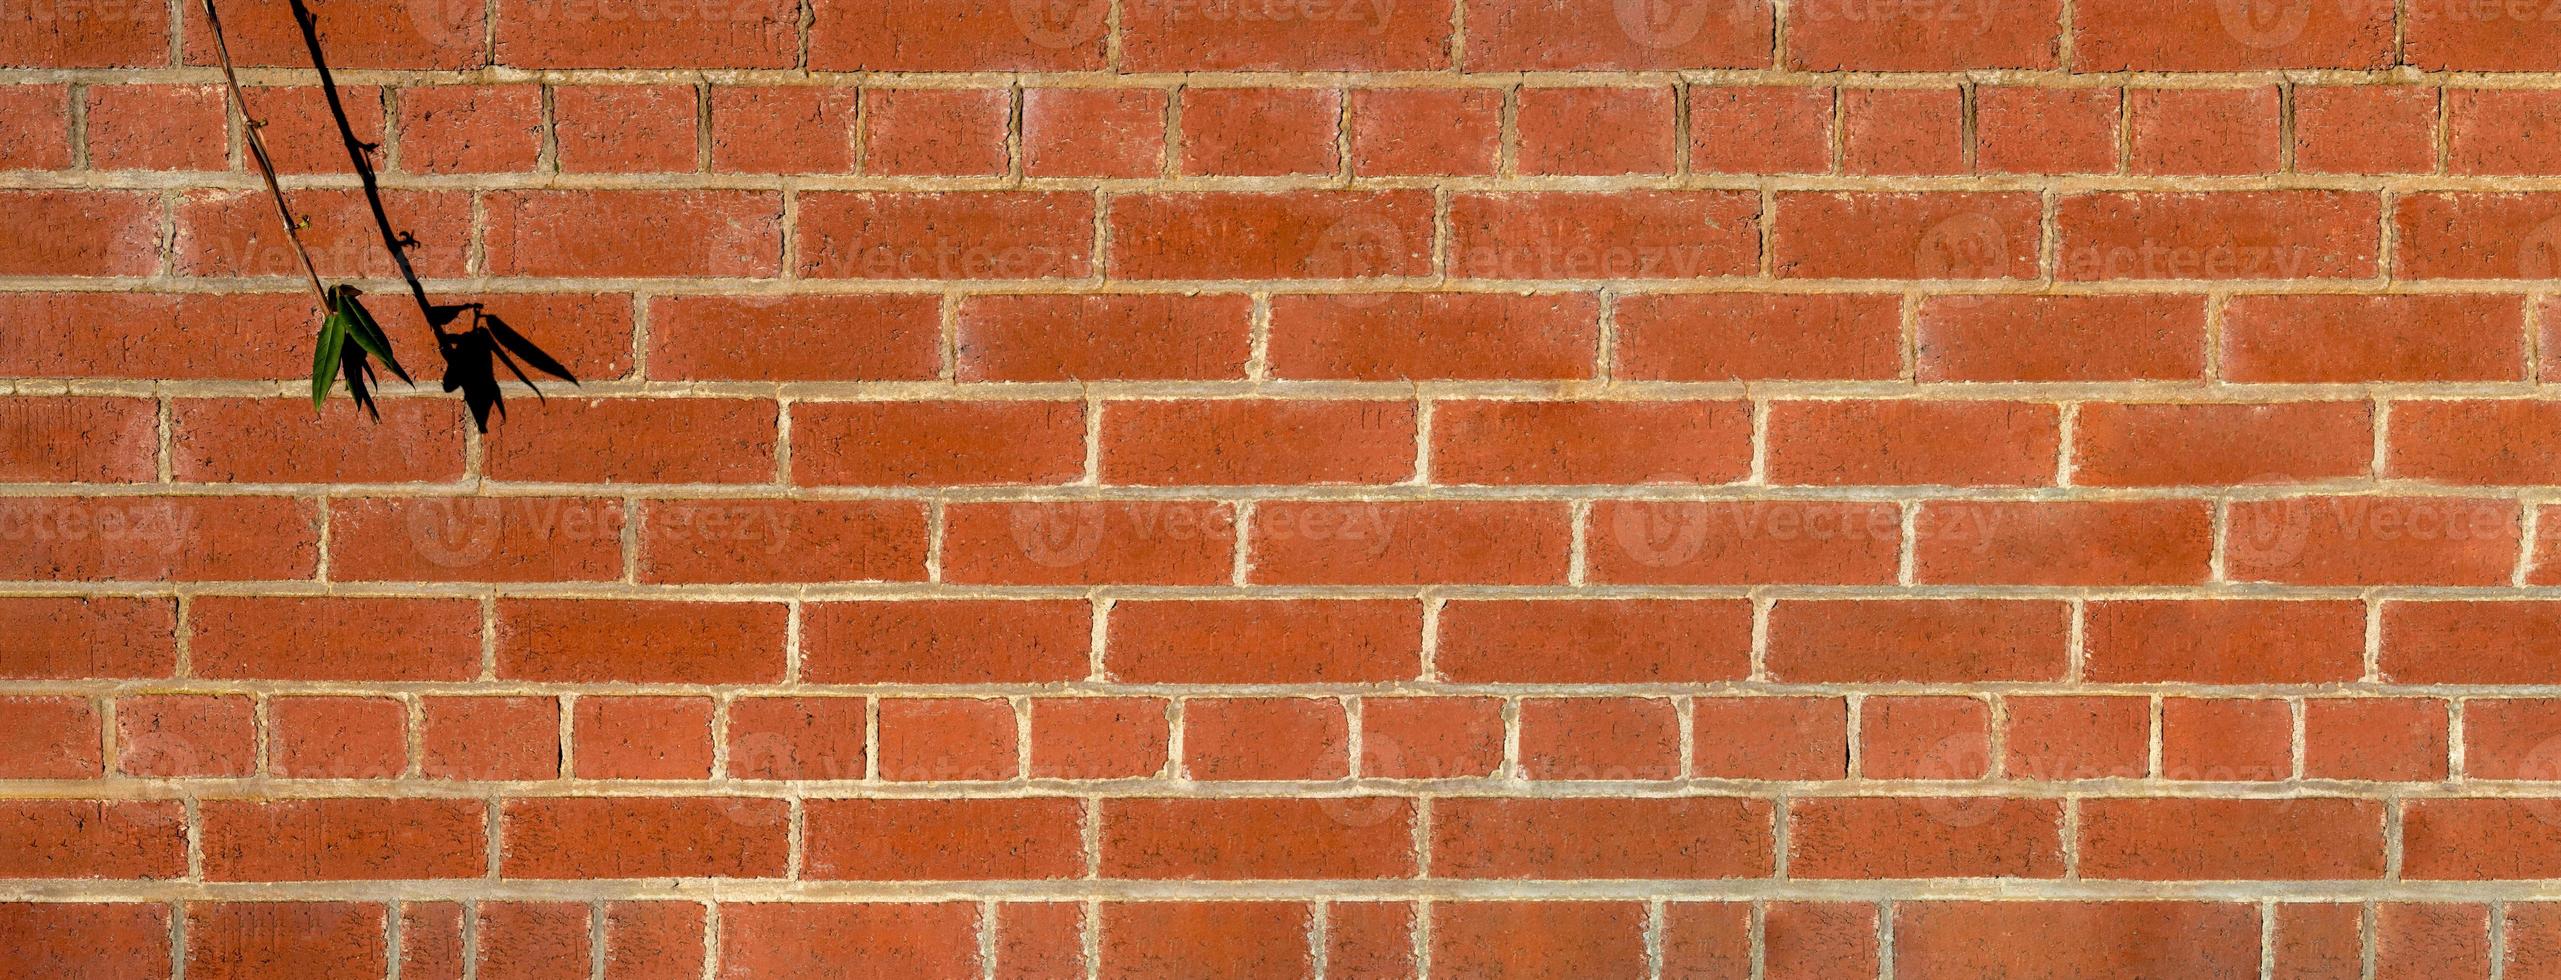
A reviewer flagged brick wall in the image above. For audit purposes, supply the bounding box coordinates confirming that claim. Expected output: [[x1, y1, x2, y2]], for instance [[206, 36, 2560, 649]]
[[6, 0, 2561, 975]]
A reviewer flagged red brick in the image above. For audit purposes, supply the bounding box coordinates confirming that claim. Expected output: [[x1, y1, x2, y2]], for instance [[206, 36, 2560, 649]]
[[1184, 697, 1347, 781], [0, 597, 172, 680], [0, 903, 170, 978], [878, 697, 1016, 781], [494, 0, 799, 68], [958, 294, 1252, 381], [0, 191, 159, 275], [114, 694, 256, 777], [0, 397, 154, 483], [2408, 2, 2561, 69], [864, 87, 1008, 176], [636, 499, 924, 585], [1767, 902, 1881, 980], [793, 400, 1080, 487], [0, 495, 318, 582], [710, 86, 858, 174], [0, 697, 97, 779], [171, 398, 463, 483], [1327, 903, 1416, 979], [2161, 697, 2291, 781], [0, 84, 69, 170], [329, 496, 622, 584], [1100, 902, 1312, 980], [267, 697, 405, 778], [1518, 87, 1674, 175], [398, 903, 466, 979], [202, 799, 484, 881], [572, 697, 712, 779], [2130, 87, 2282, 175], [1269, 292, 1599, 381], [1916, 500, 2212, 586], [1453, 190, 1759, 279], [1031, 697, 1170, 779], [84, 84, 225, 171], [1770, 600, 2069, 682], [1519, 697, 1679, 780], [1842, 87, 1965, 175], [716, 903, 979, 978], [1352, 87, 1501, 176], [554, 85, 695, 173], [1789, 797, 2064, 878], [2508, 904, 2561, 980], [1123, 0, 1455, 69], [1917, 294, 2208, 381], [1102, 797, 1416, 879], [2074, 0, 2392, 69], [1769, 400, 2059, 486], [477, 902, 587, 980], [1976, 85, 2120, 174], [1789, 0, 2060, 68], [1438, 599, 1749, 683], [1775, 192, 2041, 279], [1361, 697, 1504, 778], [1690, 84, 1832, 174], [806, 798, 1084, 880], [1662, 903, 1750, 978], [0, 800, 184, 878], [395, 85, 541, 174], [2296, 85, 2438, 174], [1114, 191, 1433, 280], [1023, 87, 1165, 178], [181, 0, 486, 69], [1465, 0, 1773, 69], [2307, 698, 2447, 781], [2225, 295, 2526, 382], [2005, 695, 2148, 780], [501, 797, 788, 878], [945, 501, 1234, 585], [1105, 399, 1413, 486], [237, 85, 387, 174], [0, 1, 168, 67], [801, 191, 1092, 279], [2073, 401, 2374, 486], [2392, 400, 2561, 485], [2465, 699, 2561, 781], [1434, 902, 1647, 979], [375, 291, 636, 380], [726, 697, 864, 780], [1431, 399, 1748, 485], [2536, 505, 2561, 583], [2059, 191, 2381, 280], [1616, 293, 1901, 381], [484, 398, 775, 483], [2273, 902, 2362, 980], [644, 294, 936, 382], [1433, 798, 1772, 879], [1179, 87, 1339, 177], [186, 903, 386, 980], [1861, 696, 1992, 780], [2082, 798, 2385, 879], [422, 696, 559, 780], [1110, 599, 1417, 683], [2228, 495, 2520, 585], [1247, 500, 1572, 585], [811, 0, 1103, 69], [0, 293, 320, 380], [2400, 193, 2561, 278], [2406, 799, 2561, 878], [2376, 903, 2491, 978], [2087, 600, 2366, 684], [995, 903, 1084, 980], [484, 191, 779, 277], [1693, 696, 1847, 780], [2451, 89, 2561, 174], [1892, 901, 2262, 978], [499, 599, 786, 683], [803, 599, 1089, 684], [190, 596, 479, 681]]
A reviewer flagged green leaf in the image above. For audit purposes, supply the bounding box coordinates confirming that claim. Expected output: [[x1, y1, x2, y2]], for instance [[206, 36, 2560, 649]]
[[338, 292, 410, 384], [311, 310, 349, 409]]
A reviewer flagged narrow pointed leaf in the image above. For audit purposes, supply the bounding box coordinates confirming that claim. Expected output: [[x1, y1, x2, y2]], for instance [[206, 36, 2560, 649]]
[[311, 312, 349, 408], [341, 294, 411, 384], [487, 315, 576, 384]]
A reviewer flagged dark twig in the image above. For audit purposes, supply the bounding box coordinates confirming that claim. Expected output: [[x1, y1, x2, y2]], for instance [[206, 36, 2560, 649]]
[[198, 0, 327, 308]]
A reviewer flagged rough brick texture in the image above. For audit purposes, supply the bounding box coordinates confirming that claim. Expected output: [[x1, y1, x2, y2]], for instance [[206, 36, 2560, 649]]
[[3, 2, 2559, 976]]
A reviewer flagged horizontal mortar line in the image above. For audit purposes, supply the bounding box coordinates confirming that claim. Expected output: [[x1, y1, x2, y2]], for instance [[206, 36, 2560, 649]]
[[0, 582, 2548, 601], [20, 64, 2561, 88], [24, 171, 2561, 194], [3, 480, 2550, 501], [17, 879, 2561, 904], [12, 680, 2561, 698], [9, 777, 2561, 800], [4, 276, 2556, 296], [10, 381, 2558, 401]]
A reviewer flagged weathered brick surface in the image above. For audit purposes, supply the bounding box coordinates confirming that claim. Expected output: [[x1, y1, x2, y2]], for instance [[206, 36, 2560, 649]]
[[8, 3, 2561, 975]]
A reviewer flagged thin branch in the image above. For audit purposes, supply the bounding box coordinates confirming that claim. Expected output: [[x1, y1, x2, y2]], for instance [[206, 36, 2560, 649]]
[[288, 0, 439, 329], [198, 0, 329, 309]]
